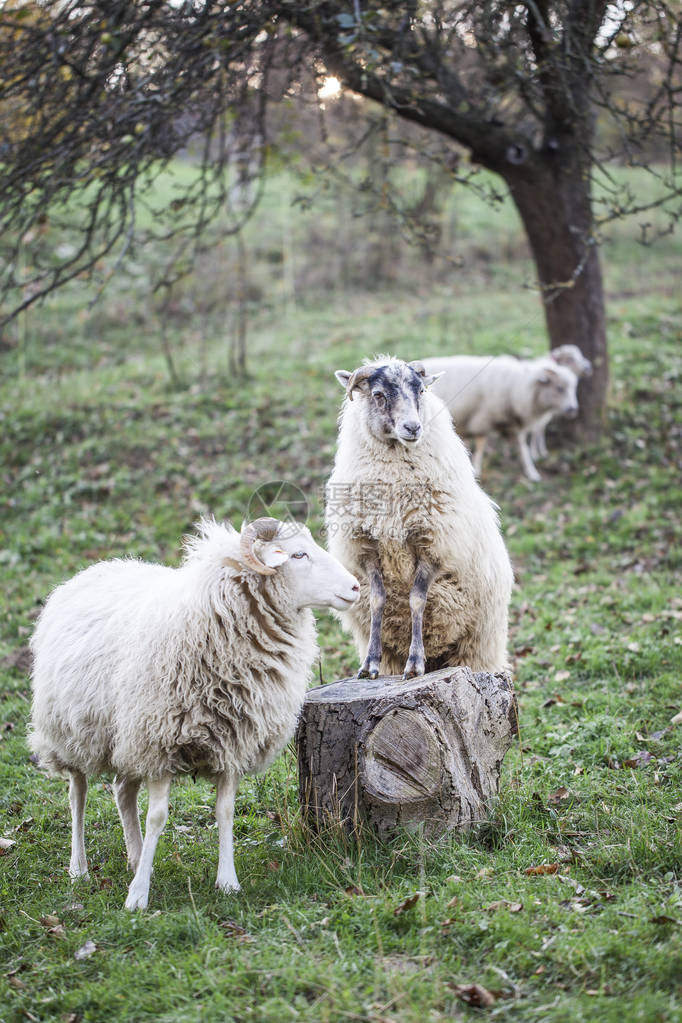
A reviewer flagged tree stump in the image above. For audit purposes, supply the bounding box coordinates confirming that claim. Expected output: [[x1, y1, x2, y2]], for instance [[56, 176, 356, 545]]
[[296, 667, 518, 838]]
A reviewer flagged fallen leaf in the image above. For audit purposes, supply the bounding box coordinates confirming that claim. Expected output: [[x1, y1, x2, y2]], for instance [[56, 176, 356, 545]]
[[394, 892, 421, 916], [547, 787, 571, 805], [74, 939, 96, 961], [485, 900, 523, 913], [344, 884, 365, 897], [0, 837, 16, 852], [446, 895, 461, 909], [671, 710, 682, 726], [554, 670, 570, 683], [8, 975, 26, 990], [524, 863, 558, 876], [39, 914, 61, 929], [476, 867, 493, 879], [650, 915, 677, 926], [451, 983, 496, 1007], [220, 920, 255, 943], [623, 751, 653, 769], [627, 641, 641, 653], [15, 818, 33, 832]]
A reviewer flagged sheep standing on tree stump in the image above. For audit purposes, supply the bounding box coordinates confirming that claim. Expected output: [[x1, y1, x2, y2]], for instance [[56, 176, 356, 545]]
[[297, 667, 518, 837]]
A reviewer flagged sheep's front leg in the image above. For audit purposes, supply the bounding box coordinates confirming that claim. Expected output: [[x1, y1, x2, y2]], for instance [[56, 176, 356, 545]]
[[404, 562, 437, 679], [215, 773, 240, 893], [358, 554, 385, 680], [113, 775, 143, 873], [518, 430, 542, 482], [125, 775, 171, 911], [68, 770, 89, 879]]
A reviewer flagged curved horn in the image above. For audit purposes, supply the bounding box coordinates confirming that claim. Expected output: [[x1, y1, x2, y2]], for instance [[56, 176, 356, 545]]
[[408, 360, 426, 377], [345, 364, 375, 401], [239, 517, 281, 575]]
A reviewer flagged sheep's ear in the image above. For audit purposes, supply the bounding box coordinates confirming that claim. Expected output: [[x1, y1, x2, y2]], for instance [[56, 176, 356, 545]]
[[537, 367, 559, 385], [260, 544, 289, 569], [335, 370, 352, 389], [409, 361, 443, 389], [223, 556, 244, 572]]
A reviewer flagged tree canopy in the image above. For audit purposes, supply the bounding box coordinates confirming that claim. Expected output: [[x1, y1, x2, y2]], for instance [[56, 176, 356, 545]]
[[1, 1, 680, 431]]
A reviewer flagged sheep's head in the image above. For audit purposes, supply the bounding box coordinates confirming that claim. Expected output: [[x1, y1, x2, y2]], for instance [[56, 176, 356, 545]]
[[534, 364, 579, 418], [238, 518, 359, 610], [335, 357, 442, 448], [550, 344, 593, 378]]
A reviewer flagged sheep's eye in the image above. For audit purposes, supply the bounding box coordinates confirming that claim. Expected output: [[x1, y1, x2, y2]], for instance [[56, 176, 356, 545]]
[[291, 551, 308, 560], [373, 391, 386, 407]]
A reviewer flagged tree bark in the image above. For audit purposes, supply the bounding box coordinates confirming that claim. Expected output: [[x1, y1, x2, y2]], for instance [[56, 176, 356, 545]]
[[296, 667, 518, 839], [504, 158, 608, 441]]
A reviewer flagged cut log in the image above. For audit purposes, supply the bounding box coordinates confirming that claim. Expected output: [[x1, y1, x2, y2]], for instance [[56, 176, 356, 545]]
[[296, 667, 518, 838]]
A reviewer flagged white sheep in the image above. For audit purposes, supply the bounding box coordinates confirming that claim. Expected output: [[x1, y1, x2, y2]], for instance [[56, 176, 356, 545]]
[[325, 356, 513, 679], [421, 354, 579, 482], [29, 517, 359, 910], [530, 344, 593, 460]]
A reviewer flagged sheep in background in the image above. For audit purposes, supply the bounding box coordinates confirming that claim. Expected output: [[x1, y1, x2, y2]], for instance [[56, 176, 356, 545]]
[[422, 354, 579, 482], [29, 517, 359, 910], [325, 356, 513, 680], [530, 344, 593, 460]]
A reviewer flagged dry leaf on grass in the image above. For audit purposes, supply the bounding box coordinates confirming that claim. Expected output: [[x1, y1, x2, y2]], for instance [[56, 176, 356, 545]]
[[485, 900, 523, 913], [524, 863, 559, 876], [547, 787, 571, 805], [344, 884, 365, 897], [393, 892, 422, 916], [451, 983, 497, 1007], [650, 915, 677, 926], [0, 837, 16, 852], [670, 710, 682, 726]]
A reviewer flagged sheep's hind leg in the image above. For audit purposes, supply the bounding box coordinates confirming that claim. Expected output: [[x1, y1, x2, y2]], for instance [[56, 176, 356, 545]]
[[403, 562, 436, 679], [125, 775, 171, 911], [113, 775, 143, 873], [215, 773, 240, 893], [68, 770, 89, 879], [518, 430, 542, 482], [471, 436, 486, 476], [358, 556, 385, 680]]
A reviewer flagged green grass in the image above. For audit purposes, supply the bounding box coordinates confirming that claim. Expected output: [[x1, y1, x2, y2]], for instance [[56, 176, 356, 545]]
[[1, 165, 681, 1022]]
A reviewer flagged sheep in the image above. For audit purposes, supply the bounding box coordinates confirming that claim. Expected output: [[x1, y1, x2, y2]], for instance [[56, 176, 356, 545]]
[[421, 354, 579, 482], [530, 344, 593, 460], [325, 356, 514, 680], [29, 517, 359, 910]]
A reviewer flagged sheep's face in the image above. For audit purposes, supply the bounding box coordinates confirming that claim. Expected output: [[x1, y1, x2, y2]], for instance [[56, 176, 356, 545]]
[[551, 344, 593, 378], [265, 523, 360, 612], [335, 359, 441, 448], [534, 365, 579, 418]]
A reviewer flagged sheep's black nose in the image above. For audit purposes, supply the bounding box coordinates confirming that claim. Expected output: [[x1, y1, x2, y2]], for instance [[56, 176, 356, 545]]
[[403, 421, 421, 437]]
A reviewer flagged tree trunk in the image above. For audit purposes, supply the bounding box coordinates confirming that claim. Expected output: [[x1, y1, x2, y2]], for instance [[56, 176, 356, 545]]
[[504, 159, 608, 441], [296, 667, 518, 839]]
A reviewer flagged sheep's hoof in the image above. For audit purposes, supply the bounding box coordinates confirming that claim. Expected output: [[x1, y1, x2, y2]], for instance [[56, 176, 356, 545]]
[[124, 887, 149, 911], [358, 664, 379, 680], [215, 878, 241, 894], [403, 658, 425, 679]]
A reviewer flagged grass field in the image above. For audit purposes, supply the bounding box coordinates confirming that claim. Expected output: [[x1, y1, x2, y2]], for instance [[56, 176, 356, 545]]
[[0, 164, 681, 1023]]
